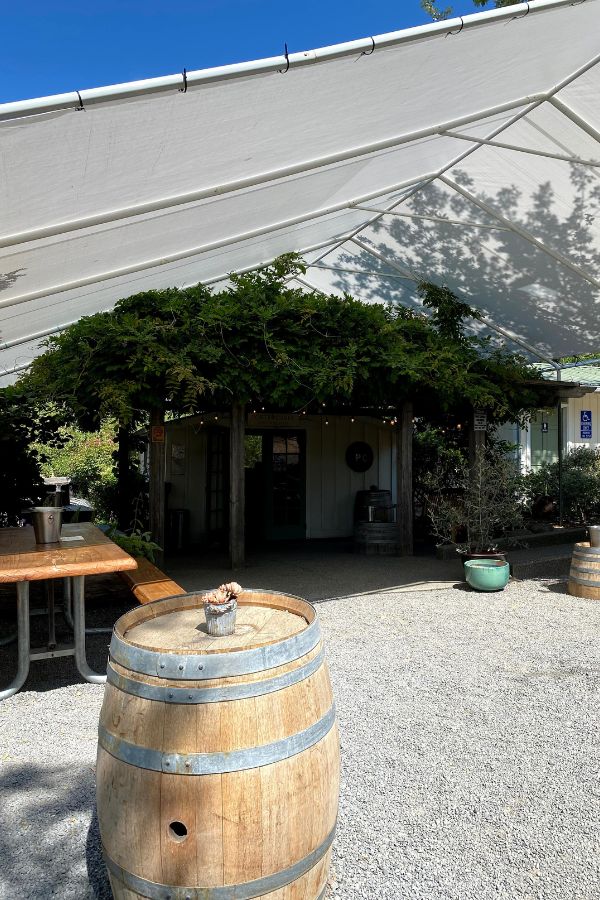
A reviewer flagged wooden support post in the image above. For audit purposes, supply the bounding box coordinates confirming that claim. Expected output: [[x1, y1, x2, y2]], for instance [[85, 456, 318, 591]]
[[149, 408, 166, 563], [229, 401, 245, 569], [468, 407, 487, 467], [396, 400, 413, 556], [116, 425, 131, 531]]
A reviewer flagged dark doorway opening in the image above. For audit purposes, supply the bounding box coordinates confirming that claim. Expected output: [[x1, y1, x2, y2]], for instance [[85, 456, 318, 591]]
[[245, 430, 306, 544]]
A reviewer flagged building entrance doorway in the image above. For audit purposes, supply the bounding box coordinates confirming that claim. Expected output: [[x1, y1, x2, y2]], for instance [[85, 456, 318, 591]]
[[245, 430, 306, 542]]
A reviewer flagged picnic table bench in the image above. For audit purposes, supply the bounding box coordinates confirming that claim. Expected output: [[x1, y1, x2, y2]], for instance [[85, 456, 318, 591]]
[[119, 556, 185, 604]]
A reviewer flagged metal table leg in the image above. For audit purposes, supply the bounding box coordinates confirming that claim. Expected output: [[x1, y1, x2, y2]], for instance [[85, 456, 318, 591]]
[[44, 581, 57, 649], [0, 583, 31, 701], [63, 576, 73, 627], [63, 576, 112, 636], [72, 575, 107, 684]]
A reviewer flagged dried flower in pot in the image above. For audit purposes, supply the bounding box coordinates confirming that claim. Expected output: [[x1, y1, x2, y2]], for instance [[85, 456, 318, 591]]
[[202, 582, 243, 636]]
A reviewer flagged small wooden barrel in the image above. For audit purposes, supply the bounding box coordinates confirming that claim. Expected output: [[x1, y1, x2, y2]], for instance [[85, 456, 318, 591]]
[[568, 542, 600, 599], [96, 589, 339, 900], [354, 521, 401, 555]]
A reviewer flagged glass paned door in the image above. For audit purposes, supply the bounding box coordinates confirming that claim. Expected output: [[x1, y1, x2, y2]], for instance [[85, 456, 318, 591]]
[[206, 428, 229, 545], [265, 431, 306, 540]]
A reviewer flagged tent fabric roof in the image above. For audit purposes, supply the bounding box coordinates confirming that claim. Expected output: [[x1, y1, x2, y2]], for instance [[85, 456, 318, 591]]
[[2, 0, 600, 385]]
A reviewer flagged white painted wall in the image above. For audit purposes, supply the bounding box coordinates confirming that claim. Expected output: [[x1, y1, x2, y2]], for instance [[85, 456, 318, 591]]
[[565, 392, 600, 450], [498, 390, 600, 472], [164, 413, 395, 542], [165, 420, 208, 544], [305, 415, 394, 539]]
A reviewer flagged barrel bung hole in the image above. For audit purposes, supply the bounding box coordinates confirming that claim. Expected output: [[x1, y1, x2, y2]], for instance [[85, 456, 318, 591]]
[[168, 821, 188, 843]]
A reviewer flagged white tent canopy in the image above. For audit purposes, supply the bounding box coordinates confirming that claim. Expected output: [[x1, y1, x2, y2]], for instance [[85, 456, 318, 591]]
[[2, 0, 600, 384]]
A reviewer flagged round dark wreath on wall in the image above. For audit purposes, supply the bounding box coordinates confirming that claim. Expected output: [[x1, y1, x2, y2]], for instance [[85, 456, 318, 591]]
[[345, 441, 374, 473]]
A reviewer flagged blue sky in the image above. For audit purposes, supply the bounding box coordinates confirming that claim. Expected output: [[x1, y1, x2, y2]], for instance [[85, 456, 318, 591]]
[[1, 0, 477, 104]]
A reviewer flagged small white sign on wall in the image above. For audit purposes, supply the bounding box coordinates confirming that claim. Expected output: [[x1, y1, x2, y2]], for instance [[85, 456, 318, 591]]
[[473, 409, 487, 432]]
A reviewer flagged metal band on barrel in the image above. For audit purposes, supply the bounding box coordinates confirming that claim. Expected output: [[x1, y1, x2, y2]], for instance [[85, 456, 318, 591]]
[[103, 824, 335, 899], [573, 545, 600, 555], [110, 613, 321, 680], [106, 649, 324, 704], [569, 575, 600, 588], [99, 703, 336, 774], [569, 565, 600, 575]]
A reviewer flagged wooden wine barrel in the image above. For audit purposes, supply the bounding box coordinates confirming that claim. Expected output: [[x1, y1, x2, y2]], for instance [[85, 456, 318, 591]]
[[96, 589, 340, 900], [354, 489, 392, 523], [354, 521, 401, 555], [568, 542, 600, 599]]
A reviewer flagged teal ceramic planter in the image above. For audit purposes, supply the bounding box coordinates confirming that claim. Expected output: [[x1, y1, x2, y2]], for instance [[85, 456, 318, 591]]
[[464, 558, 510, 592]]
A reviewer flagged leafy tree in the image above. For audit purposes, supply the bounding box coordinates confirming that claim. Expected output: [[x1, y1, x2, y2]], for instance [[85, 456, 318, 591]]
[[17, 255, 549, 542], [421, 0, 521, 20], [426, 444, 523, 550], [0, 387, 64, 526]]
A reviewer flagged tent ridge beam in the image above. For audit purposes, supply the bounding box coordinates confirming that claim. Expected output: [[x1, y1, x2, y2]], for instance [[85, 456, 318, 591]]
[[349, 237, 417, 281], [306, 246, 560, 371], [323, 47, 600, 274], [0, 1, 581, 123], [477, 313, 560, 373], [442, 129, 600, 168], [310, 263, 412, 281], [439, 173, 600, 291], [352, 205, 512, 231], [0, 97, 536, 250]]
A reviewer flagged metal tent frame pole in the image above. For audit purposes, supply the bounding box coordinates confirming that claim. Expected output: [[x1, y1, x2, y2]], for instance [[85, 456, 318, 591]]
[[441, 130, 600, 169]]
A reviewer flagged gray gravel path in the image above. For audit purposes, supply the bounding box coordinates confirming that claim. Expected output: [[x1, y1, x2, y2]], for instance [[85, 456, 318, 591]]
[[0, 574, 598, 899]]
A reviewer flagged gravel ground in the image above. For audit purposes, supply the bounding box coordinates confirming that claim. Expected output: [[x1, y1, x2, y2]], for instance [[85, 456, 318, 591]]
[[0, 573, 599, 899]]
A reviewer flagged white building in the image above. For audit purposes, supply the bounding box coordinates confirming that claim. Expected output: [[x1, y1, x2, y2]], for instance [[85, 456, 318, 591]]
[[164, 412, 396, 547], [497, 366, 600, 472]]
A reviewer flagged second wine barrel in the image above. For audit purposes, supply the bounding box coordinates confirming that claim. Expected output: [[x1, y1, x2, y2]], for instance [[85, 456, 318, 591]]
[[568, 542, 600, 599], [96, 589, 340, 900]]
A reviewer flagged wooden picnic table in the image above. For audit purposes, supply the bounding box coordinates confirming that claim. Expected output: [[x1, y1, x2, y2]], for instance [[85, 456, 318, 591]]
[[0, 522, 137, 700]]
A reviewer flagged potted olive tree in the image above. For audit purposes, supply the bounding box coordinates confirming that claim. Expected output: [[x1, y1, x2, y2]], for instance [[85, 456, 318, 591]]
[[427, 446, 522, 589]]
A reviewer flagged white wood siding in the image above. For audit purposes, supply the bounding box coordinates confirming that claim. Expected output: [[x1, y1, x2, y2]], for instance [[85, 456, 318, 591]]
[[307, 417, 394, 539], [165, 422, 207, 543], [565, 392, 600, 450], [165, 414, 394, 542]]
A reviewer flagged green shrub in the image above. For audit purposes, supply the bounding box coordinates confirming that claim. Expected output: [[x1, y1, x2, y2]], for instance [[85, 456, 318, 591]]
[[107, 526, 160, 562], [521, 447, 600, 523]]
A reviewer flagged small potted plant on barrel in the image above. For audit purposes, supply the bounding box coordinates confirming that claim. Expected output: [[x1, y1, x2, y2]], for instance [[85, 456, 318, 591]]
[[202, 581, 243, 636]]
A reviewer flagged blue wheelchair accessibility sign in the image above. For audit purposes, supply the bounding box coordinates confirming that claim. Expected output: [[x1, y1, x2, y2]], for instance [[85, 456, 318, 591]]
[[581, 410, 592, 439]]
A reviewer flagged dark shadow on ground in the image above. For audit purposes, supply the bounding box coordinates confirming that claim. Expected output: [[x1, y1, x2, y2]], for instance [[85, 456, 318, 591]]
[[543, 579, 571, 596], [167, 540, 464, 603], [86, 809, 112, 899], [0, 763, 110, 899]]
